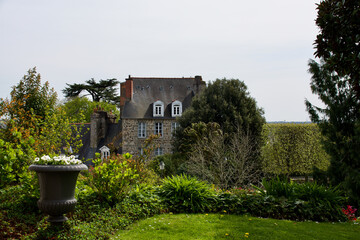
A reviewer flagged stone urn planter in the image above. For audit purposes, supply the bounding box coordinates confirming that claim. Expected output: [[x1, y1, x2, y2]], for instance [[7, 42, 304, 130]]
[[29, 164, 88, 223]]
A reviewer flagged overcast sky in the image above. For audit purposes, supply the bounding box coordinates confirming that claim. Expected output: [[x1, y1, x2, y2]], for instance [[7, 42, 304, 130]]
[[0, 0, 322, 121]]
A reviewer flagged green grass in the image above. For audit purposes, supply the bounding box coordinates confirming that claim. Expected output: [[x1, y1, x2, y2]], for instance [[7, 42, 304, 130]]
[[112, 213, 360, 240]]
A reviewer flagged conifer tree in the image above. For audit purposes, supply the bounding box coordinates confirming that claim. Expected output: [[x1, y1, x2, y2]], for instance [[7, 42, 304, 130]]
[[306, 0, 360, 205], [63, 78, 120, 105]]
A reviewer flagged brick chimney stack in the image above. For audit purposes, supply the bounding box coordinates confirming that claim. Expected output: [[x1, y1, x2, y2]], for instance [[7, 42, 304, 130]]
[[120, 75, 133, 112]]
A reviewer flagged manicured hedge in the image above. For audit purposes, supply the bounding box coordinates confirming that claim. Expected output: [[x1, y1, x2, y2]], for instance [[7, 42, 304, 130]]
[[261, 123, 329, 176]]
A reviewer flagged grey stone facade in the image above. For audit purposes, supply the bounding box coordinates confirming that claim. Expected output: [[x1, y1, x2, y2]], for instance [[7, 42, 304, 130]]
[[90, 109, 116, 148], [122, 118, 178, 155], [120, 76, 205, 156], [78, 76, 205, 160]]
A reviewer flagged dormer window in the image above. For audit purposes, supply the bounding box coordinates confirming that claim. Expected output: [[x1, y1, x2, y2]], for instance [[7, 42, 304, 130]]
[[153, 100, 164, 117], [172, 100, 182, 117]]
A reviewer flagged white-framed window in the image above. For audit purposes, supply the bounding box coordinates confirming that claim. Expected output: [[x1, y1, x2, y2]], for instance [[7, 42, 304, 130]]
[[154, 122, 163, 136], [171, 122, 179, 136], [171, 100, 182, 117], [138, 122, 146, 138], [153, 100, 164, 117], [155, 147, 163, 156]]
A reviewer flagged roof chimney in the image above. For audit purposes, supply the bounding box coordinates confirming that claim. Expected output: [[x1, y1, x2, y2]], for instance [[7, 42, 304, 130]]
[[120, 75, 134, 113], [194, 75, 205, 93]]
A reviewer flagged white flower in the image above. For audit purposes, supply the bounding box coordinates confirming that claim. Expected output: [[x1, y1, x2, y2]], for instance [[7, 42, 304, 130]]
[[41, 155, 51, 161], [34, 154, 82, 165]]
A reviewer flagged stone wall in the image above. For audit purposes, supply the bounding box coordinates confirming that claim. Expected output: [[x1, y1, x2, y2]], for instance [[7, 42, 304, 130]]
[[90, 109, 116, 148], [122, 118, 177, 155]]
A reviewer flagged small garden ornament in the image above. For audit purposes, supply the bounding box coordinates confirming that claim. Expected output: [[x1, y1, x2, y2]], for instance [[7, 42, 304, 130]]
[[29, 155, 88, 223]]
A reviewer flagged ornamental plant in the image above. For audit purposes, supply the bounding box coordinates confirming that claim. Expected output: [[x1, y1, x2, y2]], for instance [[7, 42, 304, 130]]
[[251, 177, 347, 221], [85, 153, 140, 204], [342, 205, 357, 221], [33, 155, 82, 165], [157, 174, 217, 213]]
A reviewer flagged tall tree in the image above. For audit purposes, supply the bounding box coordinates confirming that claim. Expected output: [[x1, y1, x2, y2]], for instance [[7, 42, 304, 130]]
[[174, 78, 265, 158], [0, 68, 84, 186], [306, 0, 360, 205], [0, 67, 58, 142], [63, 78, 120, 105], [7, 67, 57, 119]]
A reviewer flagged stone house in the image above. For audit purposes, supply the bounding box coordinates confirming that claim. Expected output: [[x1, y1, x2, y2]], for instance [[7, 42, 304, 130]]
[[119, 75, 205, 156], [77, 75, 205, 160]]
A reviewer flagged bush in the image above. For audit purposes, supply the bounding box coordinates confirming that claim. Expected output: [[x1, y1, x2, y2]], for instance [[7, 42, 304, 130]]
[[157, 174, 216, 213], [213, 190, 242, 214], [261, 123, 330, 176], [260, 177, 297, 199], [0, 137, 35, 188], [1, 181, 163, 239], [0, 185, 41, 239], [84, 154, 140, 204], [186, 123, 262, 189], [250, 178, 347, 222], [148, 153, 187, 177]]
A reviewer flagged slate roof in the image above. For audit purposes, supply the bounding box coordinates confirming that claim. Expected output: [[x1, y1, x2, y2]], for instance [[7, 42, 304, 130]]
[[77, 121, 122, 161], [121, 77, 200, 119]]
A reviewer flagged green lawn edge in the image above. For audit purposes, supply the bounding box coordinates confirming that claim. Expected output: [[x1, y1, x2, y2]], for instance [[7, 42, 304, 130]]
[[112, 213, 360, 240]]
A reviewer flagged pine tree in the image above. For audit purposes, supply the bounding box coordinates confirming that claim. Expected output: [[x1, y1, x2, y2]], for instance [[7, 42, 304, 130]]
[[63, 78, 120, 105]]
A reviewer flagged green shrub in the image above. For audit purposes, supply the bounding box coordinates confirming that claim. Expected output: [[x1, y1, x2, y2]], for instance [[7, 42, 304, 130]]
[[251, 178, 347, 222], [262, 123, 330, 176], [259, 177, 297, 199], [148, 153, 187, 177], [214, 190, 242, 214], [84, 153, 140, 204], [0, 185, 41, 239], [157, 174, 217, 213], [0, 138, 35, 188], [1, 181, 163, 239]]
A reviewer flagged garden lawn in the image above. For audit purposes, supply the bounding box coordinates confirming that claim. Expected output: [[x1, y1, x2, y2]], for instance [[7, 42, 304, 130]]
[[112, 213, 360, 240]]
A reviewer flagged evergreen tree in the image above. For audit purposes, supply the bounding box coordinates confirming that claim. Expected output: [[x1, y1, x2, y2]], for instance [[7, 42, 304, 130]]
[[63, 78, 120, 105], [175, 78, 265, 157], [306, 0, 360, 205]]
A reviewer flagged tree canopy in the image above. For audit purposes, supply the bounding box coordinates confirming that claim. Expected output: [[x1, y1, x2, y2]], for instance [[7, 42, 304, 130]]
[[0, 68, 84, 187], [61, 97, 120, 123], [174, 78, 265, 162], [63, 78, 120, 105], [175, 78, 265, 149], [314, 0, 360, 98], [3, 67, 57, 119], [306, 0, 360, 206]]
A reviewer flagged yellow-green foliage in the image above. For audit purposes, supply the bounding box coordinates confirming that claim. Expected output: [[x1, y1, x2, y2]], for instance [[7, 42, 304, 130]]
[[261, 123, 329, 176]]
